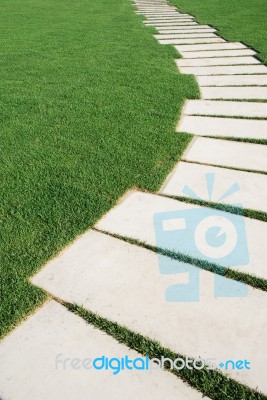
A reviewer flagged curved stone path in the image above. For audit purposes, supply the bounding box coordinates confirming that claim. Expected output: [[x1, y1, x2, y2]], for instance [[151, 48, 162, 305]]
[[1, 1, 267, 399]]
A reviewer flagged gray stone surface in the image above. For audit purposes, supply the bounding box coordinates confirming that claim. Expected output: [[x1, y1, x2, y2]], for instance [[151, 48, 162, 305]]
[[178, 64, 267, 75], [155, 33, 218, 39], [183, 137, 267, 172], [197, 74, 267, 86], [181, 49, 256, 58], [158, 38, 224, 45], [161, 161, 267, 212], [177, 115, 267, 139], [175, 42, 246, 53], [176, 56, 259, 67], [158, 28, 216, 34], [145, 21, 198, 26], [183, 100, 267, 117], [201, 86, 267, 100], [31, 231, 267, 394], [0, 300, 204, 400]]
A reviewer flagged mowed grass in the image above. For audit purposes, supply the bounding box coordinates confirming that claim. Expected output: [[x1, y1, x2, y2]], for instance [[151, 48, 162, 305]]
[[0, 0, 199, 338], [171, 0, 267, 64]]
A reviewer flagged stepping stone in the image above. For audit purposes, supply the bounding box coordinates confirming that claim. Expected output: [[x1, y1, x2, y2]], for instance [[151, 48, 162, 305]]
[[197, 74, 267, 86], [161, 161, 267, 213], [157, 25, 213, 31], [158, 38, 224, 45], [178, 115, 267, 140], [175, 42, 247, 53], [155, 33, 218, 39], [176, 56, 259, 67], [181, 49, 256, 58], [183, 100, 267, 118], [158, 28, 216, 34], [177, 64, 267, 75], [146, 19, 194, 23], [0, 301, 204, 400], [201, 86, 267, 100], [145, 22, 198, 26], [31, 230, 267, 394], [94, 191, 267, 281], [183, 137, 267, 172]]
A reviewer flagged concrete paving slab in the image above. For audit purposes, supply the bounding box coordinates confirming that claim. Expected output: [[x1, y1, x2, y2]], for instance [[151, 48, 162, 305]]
[[197, 74, 267, 86], [155, 33, 217, 39], [146, 16, 193, 20], [0, 300, 204, 400], [31, 231, 267, 394], [176, 56, 259, 67], [183, 137, 267, 172], [175, 42, 247, 53], [95, 191, 267, 280], [161, 161, 267, 212], [183, 100, 267, 118], [178, 64, 267, 75], [156, 25, 212, 31], [178, 115, 267, 139], [145, 21, 198, 26], [146, 19, 194, 23], [180, 49, 256, 58], [158, 38, 224, 45], [201, 86, 267, 100], [158, 28, 216, 34]]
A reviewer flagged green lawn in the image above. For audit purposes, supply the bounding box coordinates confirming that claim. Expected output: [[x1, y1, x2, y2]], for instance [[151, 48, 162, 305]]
[[0, 0, 199, 338], [171, 0, 267, 64]]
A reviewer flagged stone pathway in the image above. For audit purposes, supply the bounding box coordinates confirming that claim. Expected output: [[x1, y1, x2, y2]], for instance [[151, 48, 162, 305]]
[[1, 0, 267, 399]]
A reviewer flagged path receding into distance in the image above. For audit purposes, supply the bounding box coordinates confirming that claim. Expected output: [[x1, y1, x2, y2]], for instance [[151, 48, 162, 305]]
[[1, 1, 267, 399]]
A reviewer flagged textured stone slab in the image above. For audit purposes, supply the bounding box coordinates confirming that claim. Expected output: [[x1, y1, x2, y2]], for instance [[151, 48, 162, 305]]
[[32, 231, 267, 394], [178, 115, 267, 140], [95, 190, 267, 279], [157, 25, 212, 31], [183, 100, 267, 118], [158, 38, 224, 45], [178, 64, 267, 75], [146, 15, 193, 20], [197, 74, 267, 86], [158, 28, 216, 34], [175, 42, 247, 53], [145, 21, 198, 26], [161, 161, 267, 213], [155, 33, 217, 39], [0, 301, 203, 400], [201, 86, 267, 100], [181, 49, 256, 58], [183, 137, 267, 172], [146, 19, 194, 24], [176, 56, 259, 67]]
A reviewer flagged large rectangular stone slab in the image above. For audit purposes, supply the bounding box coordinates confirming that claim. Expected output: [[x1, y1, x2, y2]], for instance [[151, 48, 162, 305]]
[[146, 19, 194, 23], [177, 115, 267, 140], [181, 49, 256, 58], [0, 300, 203, 400], [146, 16, 193, 20], [31, 231, 267, 394], [183, 100, 267, 118], [158, 38, 224, 45], [176, 56, 259, 67], [183, 137, 267, 172], [197, 74, 267, 86], [145, 21, 198, 26], [157, 25, 212, 31], [95, 191, 267, 281], [175, 42, 247, 53], [201, 86, 267, 100], [161, 161, 267, 213], [155, 33, 217, 39], [177, 64, 267, 75], [158, 28, 216, 34]]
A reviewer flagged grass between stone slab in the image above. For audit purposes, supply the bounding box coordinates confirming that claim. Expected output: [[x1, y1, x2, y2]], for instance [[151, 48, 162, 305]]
[[66, 302, 266, 400], [170, 0, 267, 64], [0, 0, 199, 339]]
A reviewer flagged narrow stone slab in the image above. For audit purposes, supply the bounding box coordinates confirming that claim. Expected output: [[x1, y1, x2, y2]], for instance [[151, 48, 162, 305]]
[[145, 21, 198, 26], [201, 86, 267, 100], [146, 19, 194, 24], [183, 137, 267, 172], [158, 38, 224, 45], [158, 28, 216, 34], [176, 56, 259, 67], [197, 74, 267, 86], [161, 161, 267, 213], [183, 100, 267, 118], [95, 191, 267, 281], [181, 49, 256, 58], [178, 64, 267, 75], [155, 33, 217, 39], [177, 115, 267, 140], [157, 25, 212, 31], [32, 231, 267, 394], [175, 42, 247, 53], [0, 301, 203, 400], [146, 16, 193, 20]]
